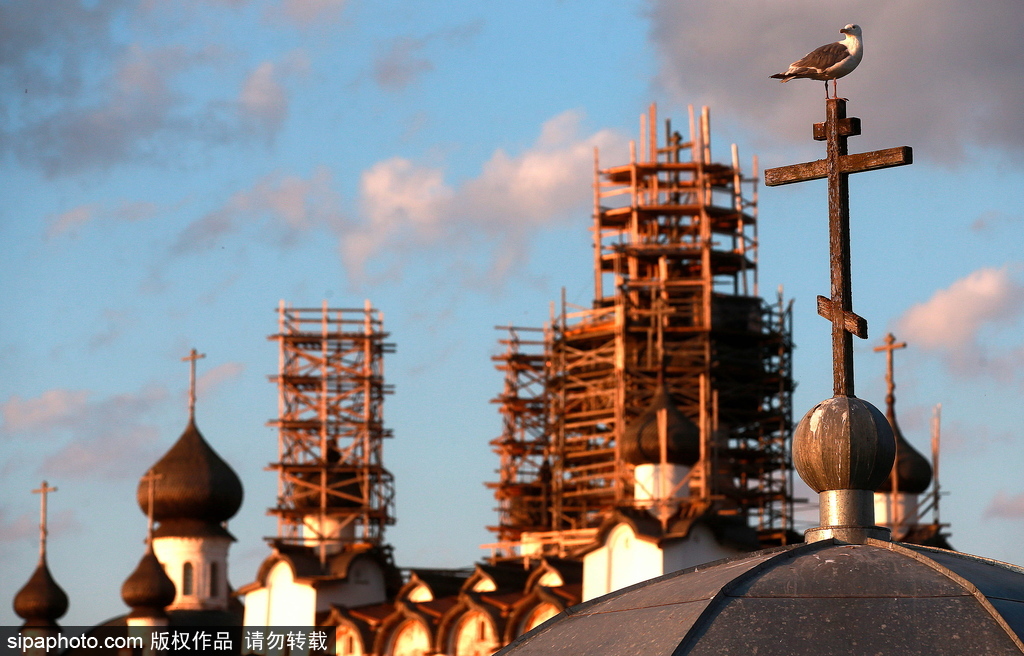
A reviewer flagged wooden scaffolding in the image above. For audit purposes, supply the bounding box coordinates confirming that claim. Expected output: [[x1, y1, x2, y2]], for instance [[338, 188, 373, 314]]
[[488, 105, 795, 556], [267, 300, 396, 552]]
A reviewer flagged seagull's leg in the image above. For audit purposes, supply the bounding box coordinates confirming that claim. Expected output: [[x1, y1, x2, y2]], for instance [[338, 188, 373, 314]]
[[824, 80, 830, 99], [834, 79, 848, 102]]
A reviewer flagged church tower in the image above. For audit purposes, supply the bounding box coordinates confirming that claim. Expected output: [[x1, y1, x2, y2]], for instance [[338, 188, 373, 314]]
[[137, 349, 244, 619], [487, 105, 795, 600], [241, 301, 400, 627]]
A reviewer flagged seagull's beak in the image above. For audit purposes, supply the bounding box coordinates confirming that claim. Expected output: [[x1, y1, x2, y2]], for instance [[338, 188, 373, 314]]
[[840, 28, 850, 34]]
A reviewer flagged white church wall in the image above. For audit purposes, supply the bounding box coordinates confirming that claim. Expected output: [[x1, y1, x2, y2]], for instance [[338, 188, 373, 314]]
[[874, 492, 920, 528], [582, 523, 663, 601], [661, 524, 743, 574], [264, 560, 317, 626], [313, 558, 388, 611], [152, 535, 231, 611]]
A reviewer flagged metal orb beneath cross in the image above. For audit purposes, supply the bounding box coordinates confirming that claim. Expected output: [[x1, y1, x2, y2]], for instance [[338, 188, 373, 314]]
[[793, 396, 896, 543]]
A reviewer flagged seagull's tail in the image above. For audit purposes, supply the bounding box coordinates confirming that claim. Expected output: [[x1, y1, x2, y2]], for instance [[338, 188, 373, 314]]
[[770, 73, 793, 82]]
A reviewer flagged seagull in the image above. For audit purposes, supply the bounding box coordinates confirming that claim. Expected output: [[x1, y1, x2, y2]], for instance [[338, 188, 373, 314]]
[[771, 24, 863, 99]]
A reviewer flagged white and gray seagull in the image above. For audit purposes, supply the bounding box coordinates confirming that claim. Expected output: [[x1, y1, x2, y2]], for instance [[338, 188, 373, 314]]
[[771, 24, 863, 99]]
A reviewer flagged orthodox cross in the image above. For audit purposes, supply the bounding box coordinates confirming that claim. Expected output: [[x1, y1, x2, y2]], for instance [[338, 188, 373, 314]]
[[765, 98, 912, 396], [182, 348, 206, 416], [140, 469, 163, 546], [32, 481, 57, 560], [874, 332, 907, 410], [875, 332, 908, 500]]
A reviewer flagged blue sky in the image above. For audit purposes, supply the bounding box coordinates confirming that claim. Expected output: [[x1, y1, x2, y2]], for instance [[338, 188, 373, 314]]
[[2, 0, 1024, 627]]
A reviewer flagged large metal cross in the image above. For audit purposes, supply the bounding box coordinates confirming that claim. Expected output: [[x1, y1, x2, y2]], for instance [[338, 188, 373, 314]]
[[765, 98, 912, 397]]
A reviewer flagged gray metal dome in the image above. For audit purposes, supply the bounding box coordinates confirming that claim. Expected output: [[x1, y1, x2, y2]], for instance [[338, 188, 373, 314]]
[[497, 539, 1024, 654]]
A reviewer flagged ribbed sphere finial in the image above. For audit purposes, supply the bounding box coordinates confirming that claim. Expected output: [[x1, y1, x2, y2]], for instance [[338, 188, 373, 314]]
[[793, 396, 896, 493]]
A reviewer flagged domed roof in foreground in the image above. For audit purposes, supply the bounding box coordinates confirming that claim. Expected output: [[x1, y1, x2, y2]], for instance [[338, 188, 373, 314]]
[[621, 386, 700, 467], [497, 538, 1024, 655], [137, 417, 243, 537]]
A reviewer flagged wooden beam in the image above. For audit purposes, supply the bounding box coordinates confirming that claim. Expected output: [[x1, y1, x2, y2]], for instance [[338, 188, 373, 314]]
[[764, 146, 913, 187]]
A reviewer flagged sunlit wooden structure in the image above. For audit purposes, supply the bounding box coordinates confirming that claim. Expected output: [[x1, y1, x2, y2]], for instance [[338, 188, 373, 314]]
[[488, 105, 796, 557], [267, 300, 396, 555]]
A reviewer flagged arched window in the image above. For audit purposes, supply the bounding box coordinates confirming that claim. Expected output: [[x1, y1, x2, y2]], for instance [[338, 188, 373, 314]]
[[182, 562, 194, 596], [209, 562, 219, 597], [521, 603, 559, 634], [336, 625, 364, 656], [389, 620, 430, 656], [452, 611, 498, 656]]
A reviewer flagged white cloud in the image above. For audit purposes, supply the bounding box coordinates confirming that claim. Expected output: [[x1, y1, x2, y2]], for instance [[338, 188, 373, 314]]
[[647, 0, 1024, 166], [897, 266, 1024, 380]]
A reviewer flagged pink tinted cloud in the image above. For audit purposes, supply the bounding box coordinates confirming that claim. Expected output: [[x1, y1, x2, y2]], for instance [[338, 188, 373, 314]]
[[985, 491, 1024, 520], [899, 267, 1024, 350], [1, 386, 169, 480], [1, 390, 91, 434], [171, 166, 343, 255], [343, 110, 627, 281], [896, 266, 1024, 380], [0, 507, 81, 545], [196, 361, 246, 399], [239, 61, 288, 142], [46, 200, 160, 240]]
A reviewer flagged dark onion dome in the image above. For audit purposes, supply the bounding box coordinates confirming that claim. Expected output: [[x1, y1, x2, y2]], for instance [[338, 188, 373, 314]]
[[13, 558, 69, 628], [137, 417, 243, 538], [621, 386, 700, 467], [121, 545, 176, 618], [496, 539, 1024, 654], [875, 410, 933, 494]]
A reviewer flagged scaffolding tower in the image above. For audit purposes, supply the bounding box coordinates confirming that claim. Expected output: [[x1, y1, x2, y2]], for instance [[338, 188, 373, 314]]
[[488, 105, 795, 558], [487, 326, 552, 544], [267, 300, 396, 553]]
